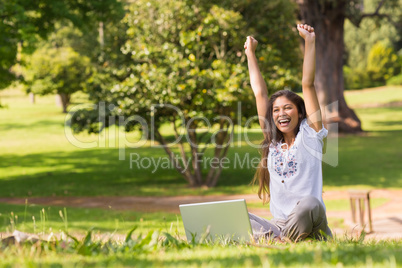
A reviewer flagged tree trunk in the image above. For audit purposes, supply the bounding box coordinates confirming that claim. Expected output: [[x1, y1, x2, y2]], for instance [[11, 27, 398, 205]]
[[29, 92, 35, 104], [187, 125, 203, 186], [56, 93, 70, 113], [172, 121, 197, 185], [205, 119, 231, 187], [155, 129, 194, 185], [298, 0, 363, 133], [55, 94, 62, 107]]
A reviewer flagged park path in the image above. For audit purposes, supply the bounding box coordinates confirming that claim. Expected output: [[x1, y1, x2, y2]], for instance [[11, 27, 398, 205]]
[[1, 189, 401, 240]]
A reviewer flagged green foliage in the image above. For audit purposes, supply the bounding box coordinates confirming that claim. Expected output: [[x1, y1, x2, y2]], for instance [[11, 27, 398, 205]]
[[70, 0, 300, 129], [0, 2, 23, 89], [0, 0, 124, 90], [20, 26, 95, 113], [344, 0, 402, 89], [346, 0, 402, 30], [387, 73, 402, 86], [344, 39, 401, 89], [367, 42, 400, 83], [67, 0, 300, 186], [118, 0, 250, 122], [33, 18, 130, 117], [24, 46, 92, 96], [239, 0, 301, 90], [343, 66, 372, 90]]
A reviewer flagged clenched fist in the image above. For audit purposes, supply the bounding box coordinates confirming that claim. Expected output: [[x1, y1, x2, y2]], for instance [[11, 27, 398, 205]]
[[244, 36, 258, 57]]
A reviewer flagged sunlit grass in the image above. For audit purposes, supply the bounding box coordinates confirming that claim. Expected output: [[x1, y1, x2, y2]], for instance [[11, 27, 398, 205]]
[[354, 106, 402, 131], [345, 86, 402, 107], [0, 214, 401, 268], [0, 203, 182, 237], [0, 199, 401, 267]]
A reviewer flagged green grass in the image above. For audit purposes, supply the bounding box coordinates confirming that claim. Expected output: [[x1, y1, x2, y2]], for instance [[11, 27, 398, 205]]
[[322, 110, 402, 190], [5, 196, 384, 237], [1, 201, 400, 267], [345, 86, 402, 107], [0, 201, 401, 267], [1, 239, 401, 267], [0, 203, 180, 236], [0, 219, 401, 267]]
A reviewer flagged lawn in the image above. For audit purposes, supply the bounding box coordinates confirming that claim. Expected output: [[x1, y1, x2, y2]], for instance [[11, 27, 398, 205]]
[[1, 202, 401, 267], [344, 86, 402, 108], [1, 236, 401, 267], [1, 86, 402, 267]]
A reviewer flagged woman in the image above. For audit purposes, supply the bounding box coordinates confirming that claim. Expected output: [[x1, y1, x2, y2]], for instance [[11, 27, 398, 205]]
[[244, 24, 332, 242]]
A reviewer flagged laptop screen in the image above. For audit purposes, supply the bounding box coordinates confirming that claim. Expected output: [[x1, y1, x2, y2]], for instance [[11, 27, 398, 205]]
[[179, 199, 252, 243]]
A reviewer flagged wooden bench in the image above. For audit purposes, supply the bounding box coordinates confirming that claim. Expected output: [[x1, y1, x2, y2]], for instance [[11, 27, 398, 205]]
[[348, 190, 373, 233]]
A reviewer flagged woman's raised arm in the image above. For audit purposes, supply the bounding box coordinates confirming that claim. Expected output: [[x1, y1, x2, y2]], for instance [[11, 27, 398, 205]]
[[297, 24, 322, 132], [245, 36, 269, 136]]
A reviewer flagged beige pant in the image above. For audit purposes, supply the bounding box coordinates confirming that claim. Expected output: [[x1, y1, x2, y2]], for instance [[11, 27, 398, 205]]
[[249, 195, 332, 242]]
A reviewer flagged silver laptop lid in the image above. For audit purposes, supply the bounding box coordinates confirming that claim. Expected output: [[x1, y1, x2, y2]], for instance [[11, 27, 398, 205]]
[[179, 199, 252, 243]]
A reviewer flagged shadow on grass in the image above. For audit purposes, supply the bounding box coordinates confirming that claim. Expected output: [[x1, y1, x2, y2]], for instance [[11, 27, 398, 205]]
[[0, 131, 265, 197], [0, 120, 63, 131], [372, 120, 402, 127], [0, 147, 184, 197], [323, 130, 402, 188]]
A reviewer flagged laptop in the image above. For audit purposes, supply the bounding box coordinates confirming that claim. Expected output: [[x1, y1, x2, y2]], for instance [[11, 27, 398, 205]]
[[179, 199, 253, 243]]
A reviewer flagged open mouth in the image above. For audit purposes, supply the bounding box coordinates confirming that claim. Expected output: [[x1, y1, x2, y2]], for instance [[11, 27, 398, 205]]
[[278, 118, 290, 127]]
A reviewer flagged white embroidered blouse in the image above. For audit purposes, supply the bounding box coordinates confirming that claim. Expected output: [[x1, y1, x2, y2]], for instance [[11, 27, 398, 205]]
[[267, 119, 328, 220]]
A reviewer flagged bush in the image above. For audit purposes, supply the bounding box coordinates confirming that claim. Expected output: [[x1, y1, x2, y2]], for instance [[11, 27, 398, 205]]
[[344, 42, 401, 90], [386, 73, 402, 85], [344, 66, 374, 90], [367, 42, 400, 83]]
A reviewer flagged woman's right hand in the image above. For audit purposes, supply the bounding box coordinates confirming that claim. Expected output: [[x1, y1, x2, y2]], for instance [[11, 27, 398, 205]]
[[244, 36, 258, 57]]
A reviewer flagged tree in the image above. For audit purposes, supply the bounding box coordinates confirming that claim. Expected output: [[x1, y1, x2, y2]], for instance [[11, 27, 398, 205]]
[[343, 0, 402, 89], [24, 46, 92, 113], [296, 0, 401, 132], [69, 0, 300, 187], [0, 0, 123, 90]]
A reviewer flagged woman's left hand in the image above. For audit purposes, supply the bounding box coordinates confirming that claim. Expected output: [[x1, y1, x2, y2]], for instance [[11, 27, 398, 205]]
[[297, 24, 315, 41]]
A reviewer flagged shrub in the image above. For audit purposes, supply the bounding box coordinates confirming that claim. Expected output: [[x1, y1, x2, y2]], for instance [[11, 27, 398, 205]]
[[344, 66, 373, 90], [367, 42, 400, 83], [386, 73, 402, 85]]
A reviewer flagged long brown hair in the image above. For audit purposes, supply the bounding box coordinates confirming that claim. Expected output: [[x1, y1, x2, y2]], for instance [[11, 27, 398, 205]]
[[252, 90, 307, 204]]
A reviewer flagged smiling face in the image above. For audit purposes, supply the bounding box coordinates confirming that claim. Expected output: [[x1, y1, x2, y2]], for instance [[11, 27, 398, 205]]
[[272, 96, 300, 134]]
